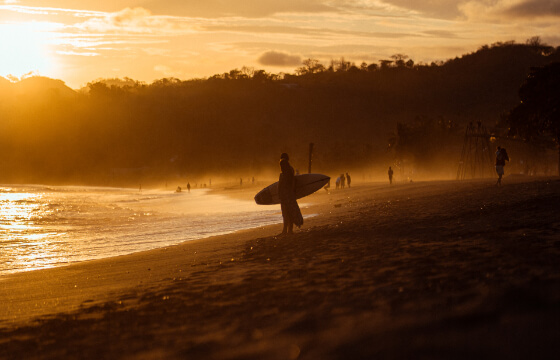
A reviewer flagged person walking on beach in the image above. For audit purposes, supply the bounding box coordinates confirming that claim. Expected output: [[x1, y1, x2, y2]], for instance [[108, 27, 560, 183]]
[[346, 173, 351, 188], [388, 166, 393, 185], [279, 153, 303, 235], [495, 146, 509, 185]]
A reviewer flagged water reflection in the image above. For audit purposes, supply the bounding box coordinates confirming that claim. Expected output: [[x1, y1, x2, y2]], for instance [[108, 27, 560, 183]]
[[0, 189, 63, 272], [1, 191, 43, 234], [1, 185, 284, 276]]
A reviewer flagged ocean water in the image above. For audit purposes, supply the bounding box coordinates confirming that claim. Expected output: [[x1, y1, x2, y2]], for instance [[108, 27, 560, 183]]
[[0, 185, 285, 276]]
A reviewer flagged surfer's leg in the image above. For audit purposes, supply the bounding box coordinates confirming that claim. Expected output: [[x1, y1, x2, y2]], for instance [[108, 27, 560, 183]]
[[287, 220, 294, 234], [280, 202, 288, 234]]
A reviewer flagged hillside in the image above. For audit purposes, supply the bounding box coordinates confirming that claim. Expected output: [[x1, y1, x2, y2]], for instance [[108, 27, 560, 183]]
[[0, 42, 558, 185]]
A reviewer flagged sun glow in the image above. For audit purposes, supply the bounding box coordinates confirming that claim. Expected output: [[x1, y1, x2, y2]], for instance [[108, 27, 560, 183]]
[[0, 22, 56, 79]]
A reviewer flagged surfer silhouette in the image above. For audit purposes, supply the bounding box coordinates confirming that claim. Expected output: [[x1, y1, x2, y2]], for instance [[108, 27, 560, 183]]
[[495, 146, 509, 185], [279, 153, 303, 235]]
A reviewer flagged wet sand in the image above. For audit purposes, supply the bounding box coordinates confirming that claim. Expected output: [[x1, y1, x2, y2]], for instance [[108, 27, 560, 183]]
[[1, 177, 560, 359]]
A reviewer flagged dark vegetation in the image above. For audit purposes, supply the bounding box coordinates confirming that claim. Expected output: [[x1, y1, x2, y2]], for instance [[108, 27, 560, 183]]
[[0, 39, 559, 186], [506, 62, 560, 175]]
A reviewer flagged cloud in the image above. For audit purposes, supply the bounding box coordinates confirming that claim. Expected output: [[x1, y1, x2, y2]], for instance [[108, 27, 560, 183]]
[[203, 24, 417, 41], [502, 0, 560, 18], [0, 4, 104, 16], [68, 6, 202, 37], [374, 0, 560, 20], [2, 1, 131, 12], [76, 7, 157, 33], [3, 0, 331, 17], [422, 30, 460, 39], [258, 51, 301, 67], [376, 0, 464, 19], [141, 0, 337, 18], [458, 0, 560, 22], [2, 1, 414, 19], [111, 7, 152, 25], [56, 50, 99, 56]]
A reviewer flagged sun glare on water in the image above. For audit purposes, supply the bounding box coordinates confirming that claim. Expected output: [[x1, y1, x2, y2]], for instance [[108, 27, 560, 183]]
[[0, 22, 56, 79], [0, 190, 62, 272]]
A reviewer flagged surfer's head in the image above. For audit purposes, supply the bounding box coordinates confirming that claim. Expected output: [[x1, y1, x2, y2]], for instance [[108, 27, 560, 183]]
[[280, 153, 289, 161]]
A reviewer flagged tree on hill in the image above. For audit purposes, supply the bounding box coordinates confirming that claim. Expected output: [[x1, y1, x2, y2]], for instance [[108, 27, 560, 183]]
[[507, 62, 560, 175], [296, 59, 326, 75]]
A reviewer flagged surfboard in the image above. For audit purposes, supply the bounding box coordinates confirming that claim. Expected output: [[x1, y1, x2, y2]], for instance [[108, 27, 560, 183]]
[[254, 173, 330, 205]]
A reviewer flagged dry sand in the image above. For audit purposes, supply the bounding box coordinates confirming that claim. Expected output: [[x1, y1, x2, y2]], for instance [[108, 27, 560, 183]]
[[1, 177, 559, 359]]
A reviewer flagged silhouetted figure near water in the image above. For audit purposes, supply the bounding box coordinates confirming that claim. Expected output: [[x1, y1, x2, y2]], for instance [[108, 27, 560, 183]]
[[495, 146, 509, 185], [346, 173, 351, 188], [279, 153, 303, 235], [340, 173, 346, 188], [187, 182, 191, 193], [388, 167, 393, 185]]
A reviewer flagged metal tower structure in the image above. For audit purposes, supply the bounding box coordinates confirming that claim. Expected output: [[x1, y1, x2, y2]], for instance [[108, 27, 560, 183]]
[[456, 122, 495, 180]]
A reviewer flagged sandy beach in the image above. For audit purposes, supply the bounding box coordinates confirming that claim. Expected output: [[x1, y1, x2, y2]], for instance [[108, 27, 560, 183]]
[[1, 177, 559, 359]]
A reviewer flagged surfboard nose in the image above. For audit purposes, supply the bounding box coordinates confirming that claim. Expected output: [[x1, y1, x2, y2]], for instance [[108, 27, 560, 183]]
[[254, 189, 273, 205]]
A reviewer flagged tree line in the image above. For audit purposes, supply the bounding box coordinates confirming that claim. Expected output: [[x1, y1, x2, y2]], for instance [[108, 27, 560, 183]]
[[0, 38, 558, 185]]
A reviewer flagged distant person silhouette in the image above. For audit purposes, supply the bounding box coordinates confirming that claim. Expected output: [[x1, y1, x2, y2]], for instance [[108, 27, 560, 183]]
[[346, 173, 351, 188], [388, 166, 393, 184], [278, 153, 303, 235], [495, 146, 509, 185], [187, 182, 191, 193], [335, 176, 341, 189], [340, 173, 346, 188]]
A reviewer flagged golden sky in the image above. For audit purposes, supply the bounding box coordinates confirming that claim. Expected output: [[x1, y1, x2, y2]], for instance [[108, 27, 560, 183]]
[[1, 0, 559, 88]]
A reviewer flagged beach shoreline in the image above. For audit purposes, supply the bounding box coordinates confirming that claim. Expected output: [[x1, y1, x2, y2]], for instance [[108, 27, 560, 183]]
[[1, 177, 560, 359]]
